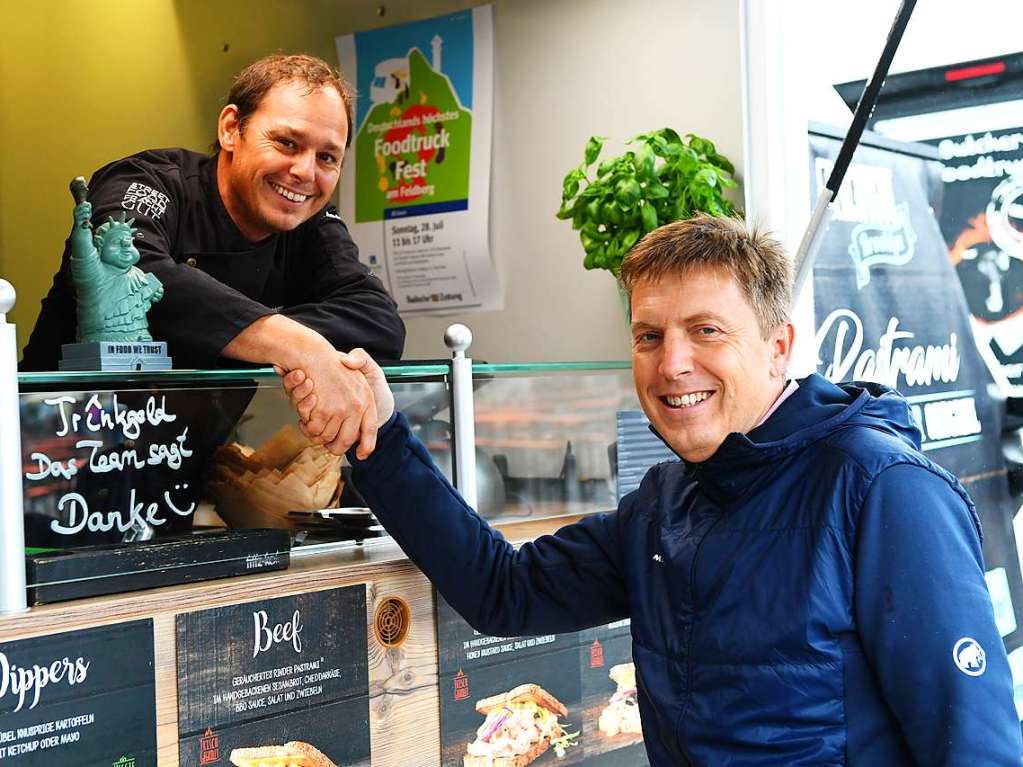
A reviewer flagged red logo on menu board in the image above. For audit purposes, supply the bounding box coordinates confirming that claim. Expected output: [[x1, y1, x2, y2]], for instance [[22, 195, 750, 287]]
[[590, 639, 604, 668], [200, 727, 220, 764], [454, 669, 470, 701]]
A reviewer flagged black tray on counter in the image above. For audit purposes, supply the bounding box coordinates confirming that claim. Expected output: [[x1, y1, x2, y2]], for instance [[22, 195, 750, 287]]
[[26, 528, 291, 604]]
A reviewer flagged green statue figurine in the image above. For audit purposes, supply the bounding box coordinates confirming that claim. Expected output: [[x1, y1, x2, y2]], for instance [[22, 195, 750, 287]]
[[68, 178, 164, 342]]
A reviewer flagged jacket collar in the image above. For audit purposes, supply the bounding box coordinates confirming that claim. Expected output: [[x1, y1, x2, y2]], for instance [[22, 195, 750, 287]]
[[650, 374, 918, 506]]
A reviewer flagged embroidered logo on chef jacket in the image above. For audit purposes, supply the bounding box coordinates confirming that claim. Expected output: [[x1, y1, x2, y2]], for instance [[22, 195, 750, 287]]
[[121, 182, 170, 219], [324, 209, 343, 221], [953, 637, 986, 676]]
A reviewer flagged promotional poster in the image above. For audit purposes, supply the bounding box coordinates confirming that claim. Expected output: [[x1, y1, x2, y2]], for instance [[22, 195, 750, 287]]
[[578, 621, 647, 766], [0, 621, 157, 766], [436, 595, 647, 766], [175, 586, 370, 766], [336, 6, 500, 315]]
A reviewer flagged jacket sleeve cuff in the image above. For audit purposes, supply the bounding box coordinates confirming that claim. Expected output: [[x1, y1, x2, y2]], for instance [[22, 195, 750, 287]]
[[347, 410, 405, 467]]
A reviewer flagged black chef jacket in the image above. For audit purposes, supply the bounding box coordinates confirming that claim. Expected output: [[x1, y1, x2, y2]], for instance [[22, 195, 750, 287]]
[[21, 148, 405, 370]]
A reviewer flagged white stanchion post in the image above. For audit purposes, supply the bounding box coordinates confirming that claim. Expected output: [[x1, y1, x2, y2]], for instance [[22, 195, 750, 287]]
[[445, 324, 477, 510], [0, 279, 27, 614]]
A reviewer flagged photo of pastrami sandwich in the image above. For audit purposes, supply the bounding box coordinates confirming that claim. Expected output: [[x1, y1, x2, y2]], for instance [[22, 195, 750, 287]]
[[597, 663, 641, 738], [229, 740, 336, 767], [464, 683, 579, 766]]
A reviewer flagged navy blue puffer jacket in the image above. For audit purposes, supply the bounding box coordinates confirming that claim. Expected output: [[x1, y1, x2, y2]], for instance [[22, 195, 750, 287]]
[[351, 374, 1021, 765]]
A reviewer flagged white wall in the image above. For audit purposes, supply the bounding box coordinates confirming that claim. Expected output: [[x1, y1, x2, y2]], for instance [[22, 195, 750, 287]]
[[802, 0, 1023, 127], [383, 0, 745, 362]]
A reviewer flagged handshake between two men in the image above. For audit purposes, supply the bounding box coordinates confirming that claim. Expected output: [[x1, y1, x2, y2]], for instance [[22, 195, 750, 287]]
[[275, 348, 393, 460]]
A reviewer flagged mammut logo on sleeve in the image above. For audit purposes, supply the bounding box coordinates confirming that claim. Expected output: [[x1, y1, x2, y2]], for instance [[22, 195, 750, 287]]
[[121, 182, 170, 219], [953, 637, 986, 676]]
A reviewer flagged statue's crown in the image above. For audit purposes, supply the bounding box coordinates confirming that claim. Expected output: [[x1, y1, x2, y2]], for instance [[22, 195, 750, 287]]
[[94, 211, 136, 247]]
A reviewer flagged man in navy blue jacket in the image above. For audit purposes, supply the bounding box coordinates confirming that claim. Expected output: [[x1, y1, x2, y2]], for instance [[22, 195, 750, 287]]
[[287, 215, 1021, 765]]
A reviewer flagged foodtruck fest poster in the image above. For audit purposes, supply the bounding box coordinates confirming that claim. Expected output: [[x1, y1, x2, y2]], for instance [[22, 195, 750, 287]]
[[808, 129, 1023, 714], [0, 621, 157, 766], [436, 594, 648, 766], [175, 586, 370, 766], [335, 6, 501, 316]]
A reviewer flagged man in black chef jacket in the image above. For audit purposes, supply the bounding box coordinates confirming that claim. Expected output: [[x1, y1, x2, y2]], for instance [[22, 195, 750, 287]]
[[21, 53, 404, 455]]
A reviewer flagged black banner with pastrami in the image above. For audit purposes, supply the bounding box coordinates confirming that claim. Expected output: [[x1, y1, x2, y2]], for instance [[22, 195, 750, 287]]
[[808, 128, 1023, 670]]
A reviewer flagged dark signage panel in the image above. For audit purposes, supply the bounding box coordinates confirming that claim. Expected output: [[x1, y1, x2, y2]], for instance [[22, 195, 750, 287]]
[[175, 586, 370, 766], [436, 595, 648, 766], [0, 620, 157, 767], [809, 131, 1023, 661], [835, 53, 1023, 389]]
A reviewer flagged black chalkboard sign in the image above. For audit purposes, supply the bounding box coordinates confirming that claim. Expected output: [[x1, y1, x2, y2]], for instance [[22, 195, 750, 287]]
[[0, 620, 157, 767], [18, 382, 254, 549], [175, 586, 370, 767]]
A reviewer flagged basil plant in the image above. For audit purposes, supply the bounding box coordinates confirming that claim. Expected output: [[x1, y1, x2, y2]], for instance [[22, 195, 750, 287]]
[[557, 128, 738, 276]]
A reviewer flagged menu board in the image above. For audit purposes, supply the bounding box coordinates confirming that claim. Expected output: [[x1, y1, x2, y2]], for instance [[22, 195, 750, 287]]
[[436, 595, 647, 766], [0, 620, 157, 767], [175, 586, 370, 766]]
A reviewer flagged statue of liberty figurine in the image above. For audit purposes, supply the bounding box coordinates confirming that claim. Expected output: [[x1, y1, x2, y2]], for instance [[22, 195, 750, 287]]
[[68, 177, 163, 342]]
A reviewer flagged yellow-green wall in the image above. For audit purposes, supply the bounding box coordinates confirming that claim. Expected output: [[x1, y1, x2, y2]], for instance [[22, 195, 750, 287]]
[[0, 0, 470, 353], [2, 0, 744, 364]]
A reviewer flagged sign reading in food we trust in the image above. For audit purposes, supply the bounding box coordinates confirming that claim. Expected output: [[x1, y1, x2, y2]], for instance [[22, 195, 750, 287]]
[[175, 587, 370, 767], [0, 620, 156, 766]]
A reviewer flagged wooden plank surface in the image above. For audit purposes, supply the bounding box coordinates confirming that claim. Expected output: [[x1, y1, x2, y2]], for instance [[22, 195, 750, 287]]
[[367, 570, 439, 767]]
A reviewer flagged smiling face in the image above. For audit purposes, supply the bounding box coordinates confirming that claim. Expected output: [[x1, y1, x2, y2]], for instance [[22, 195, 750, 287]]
[[216, 80, 348, 242], [630, 267, 794, 462], [98, 225, 140, 271]]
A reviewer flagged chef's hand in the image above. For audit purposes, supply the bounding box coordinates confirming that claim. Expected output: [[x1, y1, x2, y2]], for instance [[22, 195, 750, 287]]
[[281, 349, 393, 459], [277, 352, 378, 457]]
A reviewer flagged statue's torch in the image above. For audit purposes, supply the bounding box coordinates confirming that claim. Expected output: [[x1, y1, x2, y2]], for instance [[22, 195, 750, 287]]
[[69, 176, 91, 230]]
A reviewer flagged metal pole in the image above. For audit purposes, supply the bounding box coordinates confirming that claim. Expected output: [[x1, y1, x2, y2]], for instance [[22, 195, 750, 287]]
[[445, 324, 478, 510], [791, 0, 917, 306], [0, 279, 27, 614]]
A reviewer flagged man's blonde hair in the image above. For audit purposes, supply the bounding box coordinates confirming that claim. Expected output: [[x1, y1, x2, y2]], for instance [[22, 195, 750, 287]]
[[619, 214, 792, 337]]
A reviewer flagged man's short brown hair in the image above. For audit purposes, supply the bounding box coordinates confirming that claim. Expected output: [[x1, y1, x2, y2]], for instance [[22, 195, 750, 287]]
[[213, 53, 354, 152], [619, 214, 792, 337]]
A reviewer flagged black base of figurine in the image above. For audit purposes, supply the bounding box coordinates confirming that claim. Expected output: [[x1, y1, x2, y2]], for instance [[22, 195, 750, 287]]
[[59, 340, 172, 371]]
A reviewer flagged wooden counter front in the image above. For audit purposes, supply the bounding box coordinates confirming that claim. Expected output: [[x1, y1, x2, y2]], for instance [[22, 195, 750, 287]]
[[0, 516, 580, 767]]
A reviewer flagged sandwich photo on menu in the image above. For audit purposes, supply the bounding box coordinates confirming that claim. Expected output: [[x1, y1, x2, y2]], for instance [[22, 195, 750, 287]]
[[464, 683, 579, 765], [229, 740, 336, 767], [597, 663, 641, 739]]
